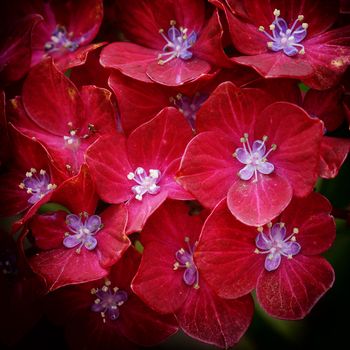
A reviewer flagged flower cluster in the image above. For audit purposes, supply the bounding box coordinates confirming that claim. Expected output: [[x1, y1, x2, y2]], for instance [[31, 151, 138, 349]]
[[0, 0, 349, 349]]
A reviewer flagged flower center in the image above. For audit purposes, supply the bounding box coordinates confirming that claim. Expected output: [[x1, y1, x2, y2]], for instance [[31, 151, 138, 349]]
[[258, 9, 308, 56], [63, 212, 103, 254], [254, 222, 301, 271], [233, 133, 276, 182], [44, 25, 79, 54], [127, 167, 161, 201], [91, 279, 128, 323], [173, 237, 199, 289], [170, 92, 208, 130], [158, 20, 197, 65], [19, 168, 56, 204]]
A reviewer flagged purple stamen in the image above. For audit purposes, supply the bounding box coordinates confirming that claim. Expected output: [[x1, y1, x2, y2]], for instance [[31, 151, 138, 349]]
[[258, 9, 308, 56], [19, 168, 56, 204], [63, 212, 103, 253], [127, 167, 161, 201], [44, 25, 79, 54], [170, 92, 208, 130], [91, 280, 128, 323], [233, 133, 276, 182], [255, 223, 301, 271], [158, 20, 197, 65], [173, 237, 199, 289]]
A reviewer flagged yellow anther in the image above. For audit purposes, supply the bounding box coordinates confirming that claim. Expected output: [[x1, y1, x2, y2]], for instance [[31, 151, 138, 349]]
[[257, 226, 263, 232], [170, 20, 176, 26], [30, 168, 37, 173], [267, 42, 273, 48], [185, 261, 191, 268], [273, 9, 281, 17], [19, 183, 25, 189], [279, 222, 285, 227], [293, 228, 299, 234], [302, 22, 308, 29], [298, 15, 304, 21], [271, 144, 277, 150], [269, 24, 275, 31], [259, 26, 265, 32], [254, 248, 260, 254], [267, 222, 272, 228]]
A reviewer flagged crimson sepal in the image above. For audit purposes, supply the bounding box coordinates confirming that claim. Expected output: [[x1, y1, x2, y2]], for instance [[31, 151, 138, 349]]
[[0, 124, 65, 221], [223, 0, 350, 89], [0, 231, 46, 346], [132, 201, 253, 348], [44, 248, 177, 349], [11, 59, 117, 176], [28, 165, 130, 291], [100, 0, 230, 86], [196, 193, 335, 319], [29, 0, 104, 71], [86, 107, 193, 233], [178, 82, 323, 226]]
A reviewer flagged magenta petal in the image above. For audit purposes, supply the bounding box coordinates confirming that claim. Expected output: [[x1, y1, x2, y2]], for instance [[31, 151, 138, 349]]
[[257, 255, 335, 320], [227, 173, 293, 226], [264, 253, 281, 272], [85, 215, 102, 233], [146, 58, 211, 86], [255, 233, 272, 251], [63, 235, 81, 249]]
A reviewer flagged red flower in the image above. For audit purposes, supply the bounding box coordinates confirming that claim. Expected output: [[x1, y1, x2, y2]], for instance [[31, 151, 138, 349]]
[[29, 165, 129, 291], [132, 201, 253, 348], [30, 0, 104, 71], [86, 107, 193, 233], [0, 125, 64, 225], [10, 59, 117, 176], [100, 0, 231, 86], [177, 82, 323, 226], [45, 248, 177, 350], [221, 0, 350, 89], [196, 192, 335, 320]]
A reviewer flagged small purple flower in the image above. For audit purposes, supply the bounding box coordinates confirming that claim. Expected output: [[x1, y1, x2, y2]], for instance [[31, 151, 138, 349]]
[[173, 237, 199, 288], [19, 168, 56, 204], [258, 9, 308, 56], [44, 25, 80, 54], [255, 222, 301, 271], [158, 20, 197, 65], [90, 280, 128, 323], [63, 212, 103, 253], [233, 134, 276, 182]]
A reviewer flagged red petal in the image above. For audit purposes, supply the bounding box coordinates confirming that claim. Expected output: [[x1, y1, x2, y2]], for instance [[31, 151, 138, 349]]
[[100, 42, 155, 83], [256, 102, 323, 197], [256, 255, 335, 320], [23, 59, 84, 134], [177, 131, 238, 209], [86, 133, 133, 204], [108, 72, 171, 134], [196, 82, 274, 137], [127, 107, 192, 171], [196, 200, 264, 298], [51, 164, 98, 214], [280, 192, 335, 255], [227, 173, 293, 226], [176, 280, 253, 348], [147, 57, 211, 86], [319, 137, 350, 179], [30, 211, 68, 250], [30, 248, 108, 291], [96, 204, 130, 268]]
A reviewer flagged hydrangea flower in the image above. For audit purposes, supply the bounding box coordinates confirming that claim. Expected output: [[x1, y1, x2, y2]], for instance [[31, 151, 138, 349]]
[[219, 0, 350, 89], [29, 165, 129, 291], [132, 201, 253, 348], [100, 0, 231, 86], [86, 107, 193, 233], [44, 248, 178, 349], [196, 192, 335, 319], [177, 82, 324, 226]]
